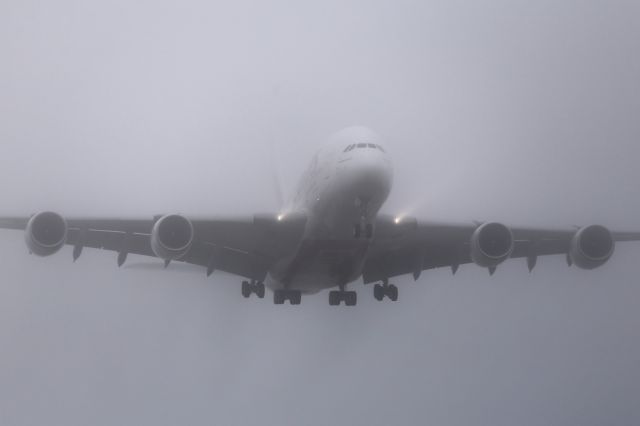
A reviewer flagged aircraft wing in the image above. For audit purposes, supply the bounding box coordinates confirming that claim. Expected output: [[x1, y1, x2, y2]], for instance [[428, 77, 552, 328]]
[[0, 214, 305, 281], [362, 216, 640, 284]]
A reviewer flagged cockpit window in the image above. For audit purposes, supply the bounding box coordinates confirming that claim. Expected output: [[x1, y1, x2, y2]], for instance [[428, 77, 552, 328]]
[[345, 143, 386, 152]]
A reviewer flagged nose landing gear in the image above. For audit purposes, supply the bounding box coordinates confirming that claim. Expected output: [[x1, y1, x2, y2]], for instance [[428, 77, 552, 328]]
[[353, 223, 374, 239], [353, 196, 374, 239]]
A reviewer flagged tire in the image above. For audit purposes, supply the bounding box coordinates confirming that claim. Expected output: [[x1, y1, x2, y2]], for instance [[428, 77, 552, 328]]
[[256, 283, 266, 299], [329, 291, 340, 306], [274, 291, 285, 305], [345, 291, 357, 306], [373, 284, 384, 301], [389, 285, 398, 302], [241, 281, 251, 298], [290, 291, 301, 305]]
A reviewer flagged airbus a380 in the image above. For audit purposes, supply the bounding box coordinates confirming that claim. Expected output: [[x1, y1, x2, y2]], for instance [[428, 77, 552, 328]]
[[1, 126, 639, 306]]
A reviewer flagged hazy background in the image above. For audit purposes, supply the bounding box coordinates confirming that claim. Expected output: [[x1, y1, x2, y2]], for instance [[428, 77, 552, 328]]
[[1, 0, 639, 425]]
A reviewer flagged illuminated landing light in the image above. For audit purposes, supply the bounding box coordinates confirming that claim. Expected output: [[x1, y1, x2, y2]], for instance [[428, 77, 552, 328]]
[[394, 217, 402, 224], [277, 214, 284, 221]]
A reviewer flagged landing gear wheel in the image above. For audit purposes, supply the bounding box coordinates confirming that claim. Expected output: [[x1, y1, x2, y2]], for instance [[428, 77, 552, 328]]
[[388, 284, 398, 302], [274, 289, 302, 305], [256, 282, 266, 299], [373, 284, 384, 301], [373, 282, 399, 302], [345, 291, 357, 306], [242, 280, 266, 299], [329, 290, 357, 306], [274, 290, 285, 305], [241, 281, 251, 298]]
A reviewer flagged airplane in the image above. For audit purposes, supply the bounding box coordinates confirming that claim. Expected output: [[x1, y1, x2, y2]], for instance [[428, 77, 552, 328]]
[[1, 126, 639, 306]]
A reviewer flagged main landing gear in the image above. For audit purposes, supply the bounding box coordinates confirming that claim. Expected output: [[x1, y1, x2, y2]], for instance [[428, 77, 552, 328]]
[[329, 286, 358, 306], [241, 280, 266, 299], [373, 280, 398, 302], [273, 289, 302, 305]]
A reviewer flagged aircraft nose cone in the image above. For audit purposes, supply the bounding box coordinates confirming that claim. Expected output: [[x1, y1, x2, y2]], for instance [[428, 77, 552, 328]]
[[349, 152, 393, 199]]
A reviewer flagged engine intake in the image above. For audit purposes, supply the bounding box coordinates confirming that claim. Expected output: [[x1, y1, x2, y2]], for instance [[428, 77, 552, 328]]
[[470, 222, 514, 267], [151, 214, 194, 260], [569, 225, 614, 270], [25, 212, 68, 256]]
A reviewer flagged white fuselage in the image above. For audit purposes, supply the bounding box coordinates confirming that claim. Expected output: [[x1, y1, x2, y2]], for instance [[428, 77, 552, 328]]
[[267, 126, 393, 293]]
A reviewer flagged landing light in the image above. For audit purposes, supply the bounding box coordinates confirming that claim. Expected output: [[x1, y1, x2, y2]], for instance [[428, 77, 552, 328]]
[[277, 214, 285, 221], [394, 217, 402, 224]]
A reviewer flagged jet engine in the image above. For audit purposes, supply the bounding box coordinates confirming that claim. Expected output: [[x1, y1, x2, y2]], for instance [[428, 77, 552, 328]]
[[25, 211, 68, 256], [150, 214, 194, 260], [569, 225, 614, 270], [470, 222, 514, 267]]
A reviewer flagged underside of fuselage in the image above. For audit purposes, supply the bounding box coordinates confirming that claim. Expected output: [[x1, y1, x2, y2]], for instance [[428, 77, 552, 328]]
[[266, 237, 372, 294]]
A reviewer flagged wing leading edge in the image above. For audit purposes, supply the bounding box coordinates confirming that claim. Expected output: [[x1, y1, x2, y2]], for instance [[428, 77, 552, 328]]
[[0, 214, 305, 281], [363, 216, 640, 284], [2, 213, 639, 287]]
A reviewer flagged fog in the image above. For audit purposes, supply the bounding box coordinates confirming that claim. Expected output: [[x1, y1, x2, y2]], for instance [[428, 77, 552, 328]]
[[1, 0, 639, 425]]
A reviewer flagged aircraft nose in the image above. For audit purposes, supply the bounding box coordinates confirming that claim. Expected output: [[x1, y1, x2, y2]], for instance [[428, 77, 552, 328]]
[[348, 151, 393, 199]]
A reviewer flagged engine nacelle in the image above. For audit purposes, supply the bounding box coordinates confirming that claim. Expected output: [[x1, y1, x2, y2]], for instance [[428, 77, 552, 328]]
[[25, 211, 68, 257], [470, 222, 514, 267], [150, 214, 194, 260], [569, 225, 614, 270]]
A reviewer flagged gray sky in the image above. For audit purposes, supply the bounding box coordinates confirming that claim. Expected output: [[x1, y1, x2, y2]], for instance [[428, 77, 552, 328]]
[[1, 0, 639, 425]]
